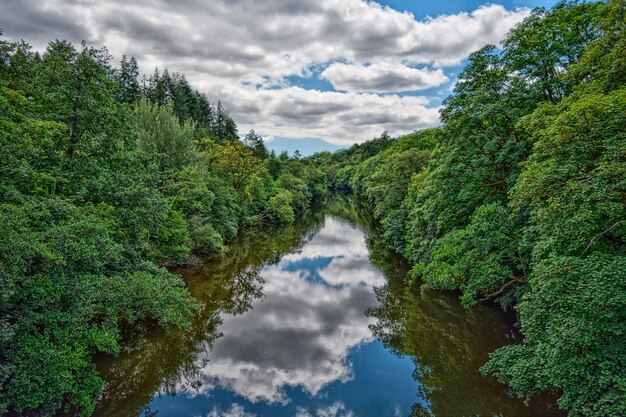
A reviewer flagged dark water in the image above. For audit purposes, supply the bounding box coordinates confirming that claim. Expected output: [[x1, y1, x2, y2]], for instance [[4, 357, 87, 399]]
[[93, 199, 562, 417]]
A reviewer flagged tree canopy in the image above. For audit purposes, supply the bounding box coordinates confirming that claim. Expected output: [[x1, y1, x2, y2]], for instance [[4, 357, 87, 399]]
[[1, 1, 624, 416], [0, 36, 327, 416], [319, 1, 625, 416]]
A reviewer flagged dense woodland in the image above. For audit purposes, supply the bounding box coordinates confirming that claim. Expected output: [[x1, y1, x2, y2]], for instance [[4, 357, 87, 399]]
[[0, 0, 624, 416], [0, 35, 326, 415], [314, 1, 625, 416]]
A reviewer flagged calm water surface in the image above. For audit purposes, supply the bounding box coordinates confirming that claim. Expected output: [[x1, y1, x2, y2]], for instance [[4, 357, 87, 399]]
[[94, 200, 562, 417]]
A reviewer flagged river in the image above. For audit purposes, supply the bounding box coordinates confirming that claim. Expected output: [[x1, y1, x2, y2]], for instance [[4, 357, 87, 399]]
[[93, 199, 562, 417]]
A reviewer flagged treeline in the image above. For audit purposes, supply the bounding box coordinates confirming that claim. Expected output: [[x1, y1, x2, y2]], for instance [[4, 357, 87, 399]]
[[313, 1, 625, 416], [0, 37, 326, 415]]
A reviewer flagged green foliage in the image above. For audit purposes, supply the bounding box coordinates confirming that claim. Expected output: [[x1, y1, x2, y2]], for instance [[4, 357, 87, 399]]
[[243, 129, 269, 159], [567, 0, 625, 93], [266, 189, 295, 224], [0, 197, 195, 416], [511, 87, 626, 262], [115, 54, 140, 104], [405, 44, 536, 264], [142, 68, 236, 140], [319, 2, 626, 415], [190, 222, 225, 254], [419, 203, 524, 307], [482, 254, 626, 417], [148, 208, 191, 263], [482, 81, 626, 417], [135, 98, 198, 172], [211, 140, 264, 195], [0, 33, 323, 416], [502, 0, 606, 101]]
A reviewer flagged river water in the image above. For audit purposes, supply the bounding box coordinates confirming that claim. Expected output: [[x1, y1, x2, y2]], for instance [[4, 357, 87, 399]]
[[93, 199, 562, 417]]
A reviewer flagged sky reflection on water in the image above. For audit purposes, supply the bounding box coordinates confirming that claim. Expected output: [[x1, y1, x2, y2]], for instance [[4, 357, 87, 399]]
[[148, 216, 420, 417], [94, 202, 562, 417]]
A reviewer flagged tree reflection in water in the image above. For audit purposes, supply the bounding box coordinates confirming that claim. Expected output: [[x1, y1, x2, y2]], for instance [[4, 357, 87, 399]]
[[93, 211, 325, 417], [366, 210, 563, 417], [94, 199, 561, 417]]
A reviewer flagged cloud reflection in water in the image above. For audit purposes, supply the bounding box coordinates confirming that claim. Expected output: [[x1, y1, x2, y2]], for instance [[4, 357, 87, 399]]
[[184, 217, 383, 404]]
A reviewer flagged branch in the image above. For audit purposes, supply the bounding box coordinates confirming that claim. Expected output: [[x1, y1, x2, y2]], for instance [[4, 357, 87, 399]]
[[480, 277, 523, 302], [579, 220, 625, 258]]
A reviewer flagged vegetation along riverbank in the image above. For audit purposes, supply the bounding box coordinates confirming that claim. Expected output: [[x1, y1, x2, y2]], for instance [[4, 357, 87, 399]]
[[1, 0, 624, 416]]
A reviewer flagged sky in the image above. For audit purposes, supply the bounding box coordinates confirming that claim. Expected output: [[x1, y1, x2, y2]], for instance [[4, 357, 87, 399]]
[[0, 0, 559, 155]]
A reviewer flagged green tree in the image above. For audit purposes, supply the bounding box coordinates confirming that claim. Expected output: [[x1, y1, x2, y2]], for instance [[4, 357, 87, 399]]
[[266, 189, 295, 224], [405, 45, 535, 265], [116, 54, 140, 104], [503, 1, 606, 102], [211, 140, 263, 195], [419, 203, 525, 307], [243, 129, 269, 159], [483, 86, 626, 416], [134, 98, 198, 172], [482, 254, 626, 417], [0, 37, 197, 416], [215, 100, 238, 141]]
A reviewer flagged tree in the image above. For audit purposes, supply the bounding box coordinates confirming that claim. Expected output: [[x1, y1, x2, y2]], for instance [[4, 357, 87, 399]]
[[510, 88, 625, 262], [146, 68, 167, 104], [191, 91, 215, 133], [215, 100, 238, 141], [134, 98, 198, 172], [171, 74, 194, 121], [503, 1, 606, 102], [266, 150, 282, 179], [212, 140, 263, 194], [35, 40, 127, 160], [419, 203, 525, 307], [266, 189, 295, 223], [116, 54, 140, 104], [0, 38, 196, 416], [243, 129, 269, 159], [482, 254, 626, 417], [482, 85, 626, 416]]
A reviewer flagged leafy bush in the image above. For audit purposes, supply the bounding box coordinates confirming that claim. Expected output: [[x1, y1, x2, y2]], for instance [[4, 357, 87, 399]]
[[266, 189, 295, 224]]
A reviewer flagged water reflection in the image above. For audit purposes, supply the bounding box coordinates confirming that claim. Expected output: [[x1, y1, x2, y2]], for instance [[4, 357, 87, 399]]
[[365, 217, 563, 417], [187, 217, 383, 405], [94, 211, 327, 416], [94, 199, 561, 417]]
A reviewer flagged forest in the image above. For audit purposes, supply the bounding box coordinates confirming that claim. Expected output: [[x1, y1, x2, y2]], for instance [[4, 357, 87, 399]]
[[1, 0, 625, 416], [0, 35, 327, 415], [313, 1, 625, 416]]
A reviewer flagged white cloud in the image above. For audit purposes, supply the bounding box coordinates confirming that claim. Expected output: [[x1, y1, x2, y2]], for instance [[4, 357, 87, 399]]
[[207, 403, 256, 417], [0, 0, 530, 146], [294, 407, 313, 417], [192, 80, 441, 146], [316, 402, 354, 417], [318, 256, 386, 287], [321, 62, 448, 93], [282, 217, 370, 260], [293, 403, 354, 417]]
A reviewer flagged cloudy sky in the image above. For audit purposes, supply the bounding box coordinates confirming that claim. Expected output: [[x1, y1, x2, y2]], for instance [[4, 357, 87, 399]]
[[0, 0, 558, 154]]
